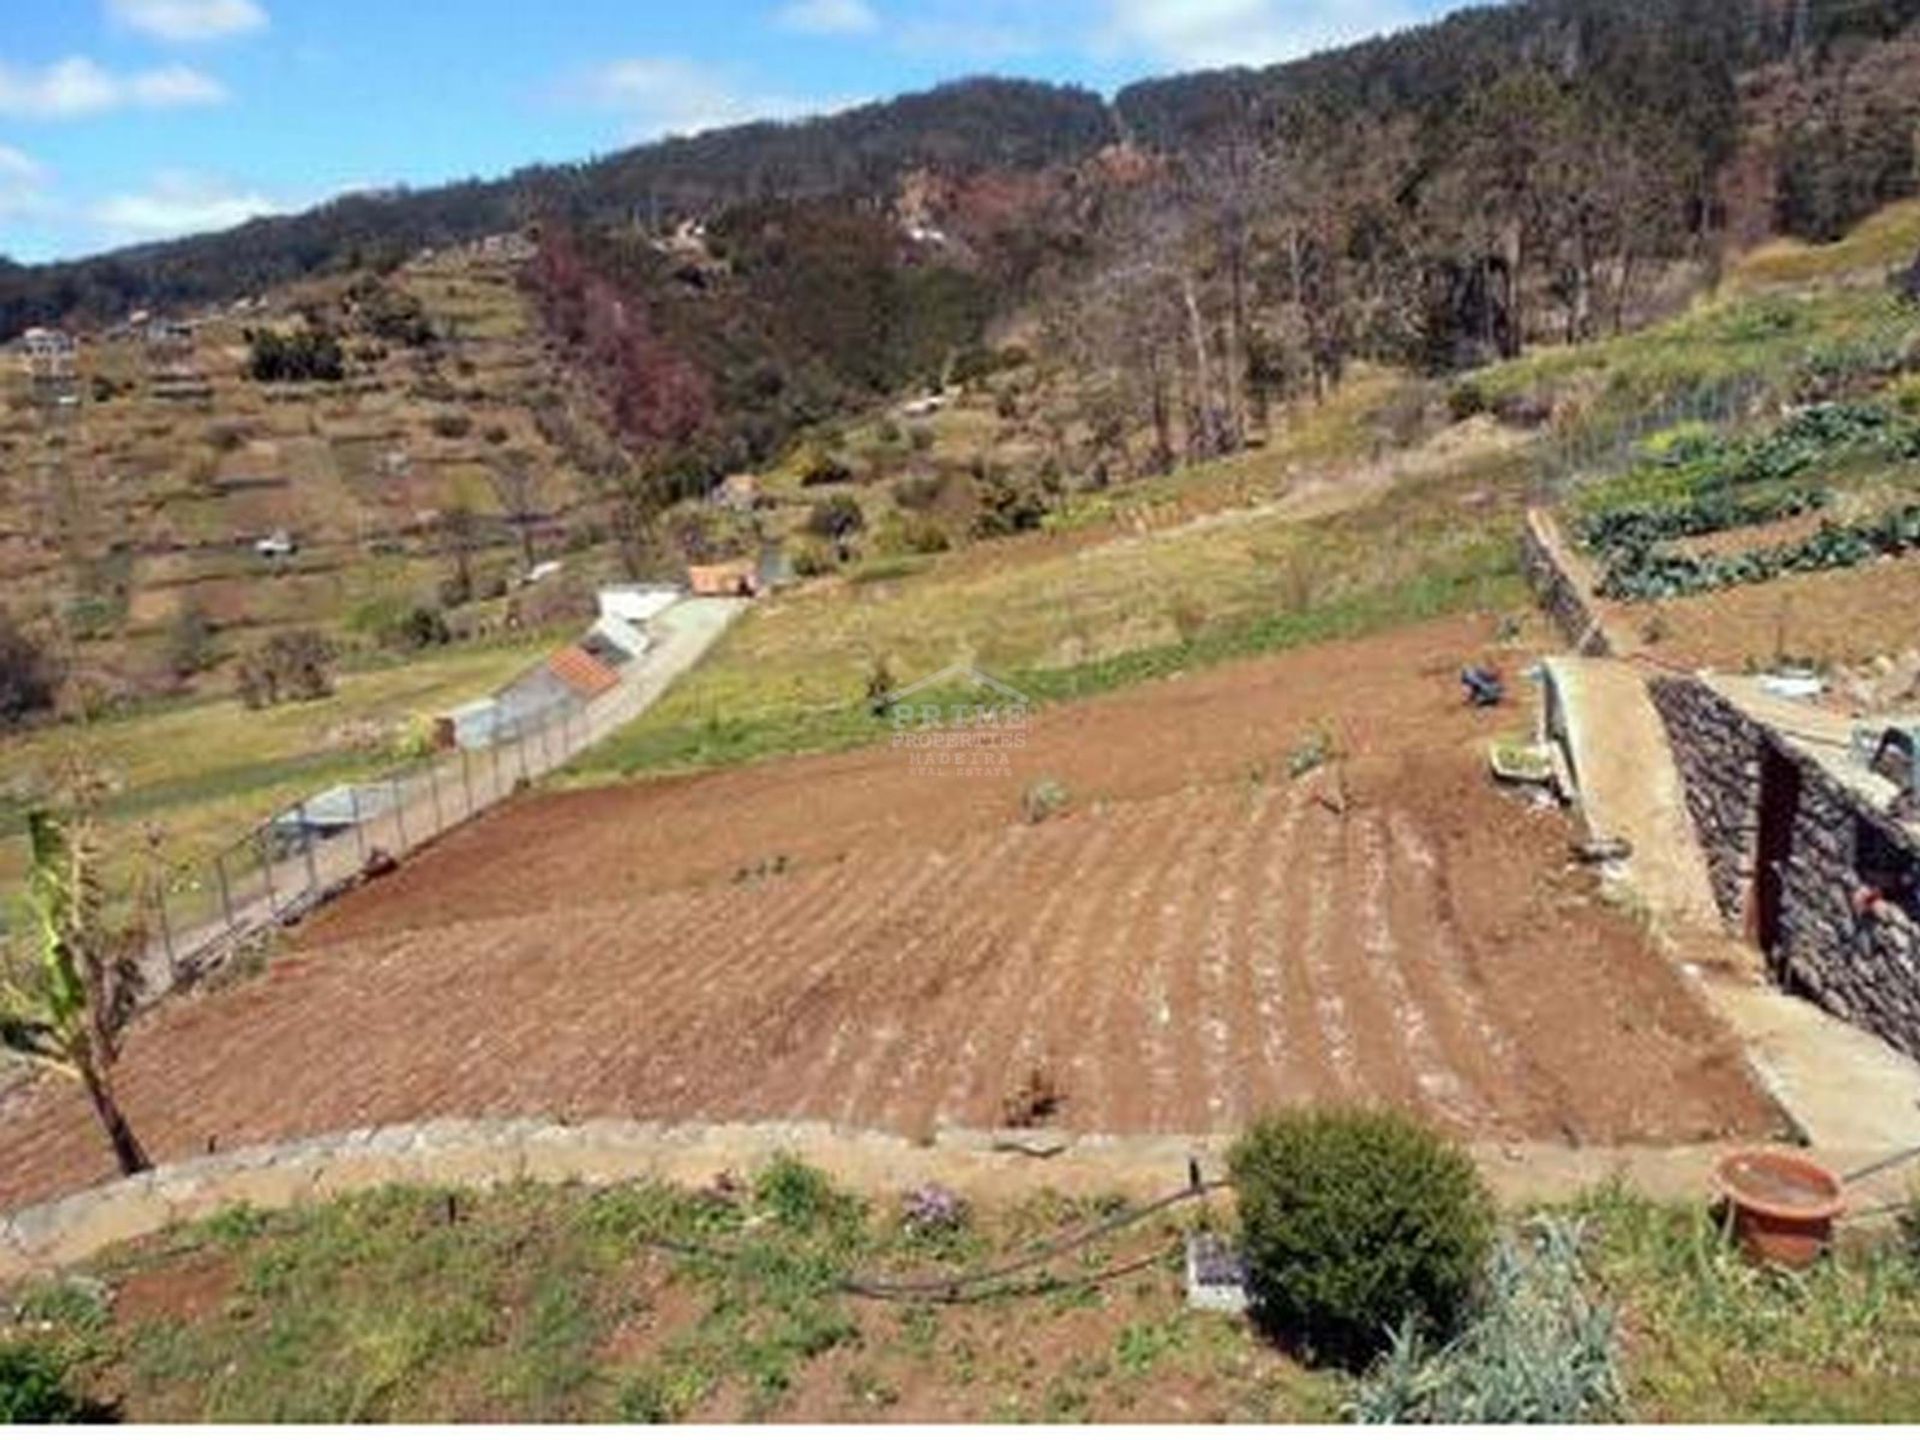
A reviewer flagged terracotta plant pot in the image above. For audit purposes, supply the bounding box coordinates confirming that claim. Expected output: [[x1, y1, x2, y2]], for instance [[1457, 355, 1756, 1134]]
[[1714, 1149, 1845, 1269]]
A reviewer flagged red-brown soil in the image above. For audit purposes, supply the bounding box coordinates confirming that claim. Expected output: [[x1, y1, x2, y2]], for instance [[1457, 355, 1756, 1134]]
[[0, 616, 1781, 1210]]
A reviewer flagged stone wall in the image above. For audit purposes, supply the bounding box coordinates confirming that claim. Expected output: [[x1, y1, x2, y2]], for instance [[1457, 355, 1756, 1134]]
[[1647, 678, 1764, 918], [1521, 511, 1612, 657], [1650, 675, 1920, 1061]]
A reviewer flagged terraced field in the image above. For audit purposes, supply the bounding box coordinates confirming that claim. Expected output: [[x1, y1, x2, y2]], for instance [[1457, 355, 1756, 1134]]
[[0, 616, 1782, 1207]]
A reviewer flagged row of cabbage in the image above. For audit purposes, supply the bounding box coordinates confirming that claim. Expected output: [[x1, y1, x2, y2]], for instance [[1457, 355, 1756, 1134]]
[[1574, 402, 1920, 601]]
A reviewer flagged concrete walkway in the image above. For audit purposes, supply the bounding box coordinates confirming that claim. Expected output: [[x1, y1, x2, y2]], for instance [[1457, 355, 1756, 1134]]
[[1549, 657, 1920, 1153]]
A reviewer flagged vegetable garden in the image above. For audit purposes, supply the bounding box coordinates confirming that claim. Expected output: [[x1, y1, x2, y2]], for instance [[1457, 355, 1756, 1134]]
[[1573, 403, 1920, 602]]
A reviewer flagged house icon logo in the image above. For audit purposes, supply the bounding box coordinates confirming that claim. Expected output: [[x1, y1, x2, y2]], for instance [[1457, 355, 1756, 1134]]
[[884, 664, 1031, 779]]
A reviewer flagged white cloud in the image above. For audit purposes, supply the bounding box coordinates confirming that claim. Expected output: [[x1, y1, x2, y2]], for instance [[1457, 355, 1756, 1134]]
[[574, 57, 841, 140], [1101, 0, 1421, 70], [0, 57, 227, 119], [0, 144, 52, 218], [774, 0, 879, 34], [107, 0, 268, 41], [91, 171, 280, 239]]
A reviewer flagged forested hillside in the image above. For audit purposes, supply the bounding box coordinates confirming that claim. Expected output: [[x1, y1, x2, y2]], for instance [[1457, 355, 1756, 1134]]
[[0, 78, 1112, 340]]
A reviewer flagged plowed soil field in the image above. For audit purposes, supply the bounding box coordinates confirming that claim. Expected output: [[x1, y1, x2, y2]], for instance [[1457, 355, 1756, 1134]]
[[0, 615, 1782, 1208]]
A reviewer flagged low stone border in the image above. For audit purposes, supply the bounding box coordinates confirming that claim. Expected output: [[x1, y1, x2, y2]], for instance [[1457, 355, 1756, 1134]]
[[1522, 509, 1615, 656], [6, 1115, 1906, 1284]]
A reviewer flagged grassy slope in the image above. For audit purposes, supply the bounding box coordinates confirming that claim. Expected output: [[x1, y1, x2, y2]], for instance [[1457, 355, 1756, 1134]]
[[3, 1169, 1915, 1423], [0, 633, 564, 905], [569, 409, 1528, 781]]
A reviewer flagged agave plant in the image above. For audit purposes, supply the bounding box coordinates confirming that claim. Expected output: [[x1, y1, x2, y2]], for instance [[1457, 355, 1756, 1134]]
[[1, 798, 152, 1177]]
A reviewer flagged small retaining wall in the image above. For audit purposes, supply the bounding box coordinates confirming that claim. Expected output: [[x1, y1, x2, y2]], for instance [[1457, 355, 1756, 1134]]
[[1521, 510, 1613, 657], [1649, 675, 1920, 1061]]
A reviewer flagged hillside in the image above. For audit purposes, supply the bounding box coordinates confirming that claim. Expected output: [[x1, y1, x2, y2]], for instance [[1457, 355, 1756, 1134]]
[[0, 78, 1113, 341]]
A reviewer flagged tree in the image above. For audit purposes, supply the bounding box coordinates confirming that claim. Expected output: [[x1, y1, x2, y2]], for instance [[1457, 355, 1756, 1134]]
[[1, 793, 153, 1177], [438, 503, 481, 605], [163, 601, 216, 680], [487, 452, 541, 570]]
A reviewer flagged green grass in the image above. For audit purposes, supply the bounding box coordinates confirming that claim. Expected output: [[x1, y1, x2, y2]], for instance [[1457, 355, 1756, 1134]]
[[8, 1166, 1920, 1422], [1731, 199, 1920, 292], [0, 633, 567, 909], [1578, 1184, 1920, 1423], [11, 1163, 1337, 1423], [569, 458, 1529, 782]]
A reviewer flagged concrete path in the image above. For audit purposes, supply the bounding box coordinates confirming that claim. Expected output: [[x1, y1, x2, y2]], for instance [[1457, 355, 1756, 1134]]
[[1548, 656, 1725, 937], [1550, 656, 1920, 1153]]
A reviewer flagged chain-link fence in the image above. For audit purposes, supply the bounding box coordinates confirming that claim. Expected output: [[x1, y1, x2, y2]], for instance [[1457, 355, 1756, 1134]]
[[4, 597, 744, 1014], [1528, 303, 1920, 503], [145, 692, 598, 991]]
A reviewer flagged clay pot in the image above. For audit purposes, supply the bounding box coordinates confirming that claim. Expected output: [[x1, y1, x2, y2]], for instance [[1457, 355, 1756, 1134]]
[[1714, 1149, 1845, 1269]]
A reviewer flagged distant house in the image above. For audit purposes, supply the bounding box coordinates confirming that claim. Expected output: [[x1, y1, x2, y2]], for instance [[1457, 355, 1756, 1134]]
[[900, 394, 948, 420], [712, 474, 760, 513], [20, 327, 76, 380], [596, 584, 680, 627], [254, 529, 298, 559], [688, 559, 760, 598], [545, 645, 621, 702]]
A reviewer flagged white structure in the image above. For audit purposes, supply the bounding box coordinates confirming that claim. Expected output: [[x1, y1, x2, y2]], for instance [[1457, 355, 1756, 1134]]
[[255, 529, 297, 559], [20, 327, 77, 380], [596, 584, 680, 627]]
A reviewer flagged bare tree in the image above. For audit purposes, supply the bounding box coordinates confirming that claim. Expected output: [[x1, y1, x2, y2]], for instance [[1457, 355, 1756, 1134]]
[[486, 450, 542, 570]]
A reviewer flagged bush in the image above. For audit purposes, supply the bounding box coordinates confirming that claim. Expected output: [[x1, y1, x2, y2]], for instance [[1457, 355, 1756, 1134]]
[[236, 628, 335, 709], [0, 1342, 84, 1423], [1230, 1108, 1494, 1367], [892, 473, 945, 511], [897, 514, 950, 555], [431, 412, 473, 440], [164, 601, 217, 679], [806, 494, 865, 542], [790, 539, 839, 578], [1447, 381, 1487, 422], [248, 327, 344, 383], [0, 609, 61, 731]]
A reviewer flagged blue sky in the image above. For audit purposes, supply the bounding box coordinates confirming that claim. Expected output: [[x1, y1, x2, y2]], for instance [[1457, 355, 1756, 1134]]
[[0, 0, 1450, 264]]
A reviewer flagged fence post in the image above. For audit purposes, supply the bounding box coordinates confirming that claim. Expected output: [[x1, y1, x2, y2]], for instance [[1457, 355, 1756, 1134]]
[[461, 747, 475, 816], [299, 801, 319, 897], [518, 721, 531, 783], [428, 760, 445, 834], [156, 880, 177, 977], [492, 731, 504, 795], [256, 828, 278, 918], [391, 776, 408, 851], [214, 852, 235, 932], [350, 785, 367, 864]]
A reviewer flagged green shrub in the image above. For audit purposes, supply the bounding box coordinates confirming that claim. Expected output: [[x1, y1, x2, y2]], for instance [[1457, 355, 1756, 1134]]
[[1352, 1216, 1619, 1423], [1020, 778, 1070, 825], [1230, 1108, 1494, 1367], [754, 1154, 857, 1233], [1447, 381, 1487, 422], [0, 1341, 85, 1423]]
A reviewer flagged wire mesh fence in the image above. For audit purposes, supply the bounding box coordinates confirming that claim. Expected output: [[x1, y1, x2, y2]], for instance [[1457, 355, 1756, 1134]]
[[142, 692, 597, 990]]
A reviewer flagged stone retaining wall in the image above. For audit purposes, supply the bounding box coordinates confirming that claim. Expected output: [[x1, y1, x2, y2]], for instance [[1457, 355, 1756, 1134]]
[[1650, 675, 1920, 1061], [0, 1115, 1815, 1285], [1521, 510, 1613, 657]]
